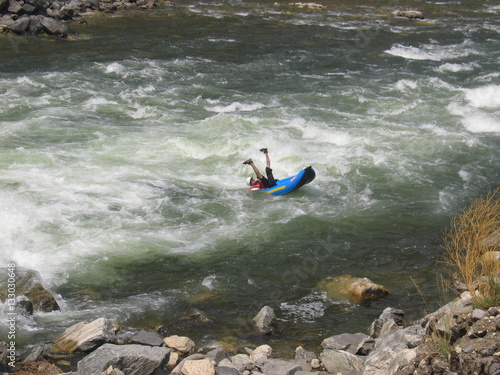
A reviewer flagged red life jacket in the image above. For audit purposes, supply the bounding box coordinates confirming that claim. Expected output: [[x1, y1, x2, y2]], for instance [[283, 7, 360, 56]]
[[249, 179, 265, 190]]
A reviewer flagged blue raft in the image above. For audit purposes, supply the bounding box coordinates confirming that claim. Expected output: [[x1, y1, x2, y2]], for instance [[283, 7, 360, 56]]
[[250, 166, 316, 196]]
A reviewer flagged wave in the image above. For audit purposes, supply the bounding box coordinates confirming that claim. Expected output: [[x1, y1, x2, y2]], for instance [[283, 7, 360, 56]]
[[385, 40, 479, 61]]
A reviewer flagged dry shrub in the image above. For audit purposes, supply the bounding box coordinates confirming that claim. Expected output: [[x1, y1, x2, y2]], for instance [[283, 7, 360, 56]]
[[442, 187, 500, 306], [10, 360, 63, 375]]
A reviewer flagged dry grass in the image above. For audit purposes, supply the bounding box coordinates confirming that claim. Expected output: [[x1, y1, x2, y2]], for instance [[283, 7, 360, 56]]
[[442, 187, 500, 307], [10, 360, 63, 375]]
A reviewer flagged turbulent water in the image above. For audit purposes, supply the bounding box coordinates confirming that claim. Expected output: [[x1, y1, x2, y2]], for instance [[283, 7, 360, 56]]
[[1, 0, 499, 354]]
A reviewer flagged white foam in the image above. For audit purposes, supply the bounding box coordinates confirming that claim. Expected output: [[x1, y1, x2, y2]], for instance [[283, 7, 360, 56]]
[[202, 275, 217, 290], [448, 102, 500, 133], [435, 62, 479, 73], [464, 85, 500, 108], [385, 40, 478, 61], [205, 101, 265, 113], [82, 97, 119, 110], [461, 113, 500, 133], [395, 79, 418, 91], [458, 169, 471, 182], [103, 62, 128, 77]]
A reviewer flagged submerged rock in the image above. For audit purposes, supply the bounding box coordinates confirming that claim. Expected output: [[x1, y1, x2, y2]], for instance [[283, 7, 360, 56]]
[[0, 267, 60, 313], [252, 306, 277, 335], [391, 10, 425, 19], [318, 275, 389, 304]]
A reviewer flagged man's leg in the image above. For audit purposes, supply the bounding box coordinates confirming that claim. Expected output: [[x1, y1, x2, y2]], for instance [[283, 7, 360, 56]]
[[260, 149, 276, 187], [243, 159, 264, 179]]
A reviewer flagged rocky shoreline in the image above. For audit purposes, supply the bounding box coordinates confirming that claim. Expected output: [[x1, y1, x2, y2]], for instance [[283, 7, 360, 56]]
[[1, 279, 499, 374], [0, 0, 172, 37], [0, 0, 427, 37]]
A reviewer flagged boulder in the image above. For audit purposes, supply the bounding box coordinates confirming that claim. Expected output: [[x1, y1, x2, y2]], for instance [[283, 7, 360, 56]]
[[321, 332, 369, 355], [214, 366, 241, 375], [364, 324, 425, 375], [392, 10, 424, 19], [52, 317, 117, 353], [77, 343, 170, 375], [40, 15, 68, 36], [130, 330, 164, 347], [0, 267, 60, 313], [261, 359, 302, 375], [319, 349, 364, 374], [6, 16, 30, 34], [171, 354, 206, 374], [180, 358, 215, 375], [28, 15, 43, 35], [230, 354, 254, 373], [22, 343, 47, 362], [378, 307, 405, 325], [318, 275, 389, 304], [206, 348, 229, 365], [7, 0, 23, 14], [249, 344, 272, 363], [294, 346, 317, 362], [163, 335, 195, 354], [252, 306, 277, 335]]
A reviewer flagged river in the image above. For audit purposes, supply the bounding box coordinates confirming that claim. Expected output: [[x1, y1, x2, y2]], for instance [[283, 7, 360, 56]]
[[0, 0, 499, 355]]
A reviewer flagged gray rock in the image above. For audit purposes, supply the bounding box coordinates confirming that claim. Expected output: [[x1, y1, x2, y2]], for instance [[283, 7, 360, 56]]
[[215, 366, 241, 375], [170, 353, 207, 374], [230, 354, 255, 373], [53, 317, 117, 353], [23, 343, 47, 362], [40, 15, 68, 36], [252, 306, 277, 335], [294, 346, 317, 362], [472, 308, 487, 321], [207, 348, 230, 365], [22, 3, 37, 13], [319, 349, 364, 374], [261, 359, 302, 375], [357, 336, 375, 356], [378, 319, 400, 340], [218, 358, 237, 369], [375, 324, 424, 351], [378, 307, 405, 325], [77, 343, 170, 375], [392, 10, 424, 19], [28, 15, 43, 35], [7, 0, 23, 14], [59, 4, 75, 19], [321, 333, 369, 355], [130, 330, 164, 347], [6, 17, 30, 34]]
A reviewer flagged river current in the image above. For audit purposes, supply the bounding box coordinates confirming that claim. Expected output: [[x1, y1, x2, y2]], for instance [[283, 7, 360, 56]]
[[1, 0, 499, 354]]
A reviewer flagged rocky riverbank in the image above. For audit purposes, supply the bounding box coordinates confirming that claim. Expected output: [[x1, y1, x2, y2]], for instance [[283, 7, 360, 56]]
[[0, 0, 428, 37], [0, 0, 172, 36], [1, 291, 499, 374]]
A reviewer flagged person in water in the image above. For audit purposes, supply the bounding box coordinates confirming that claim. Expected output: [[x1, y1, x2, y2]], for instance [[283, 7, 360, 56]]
[[243, 148, 277, 189]]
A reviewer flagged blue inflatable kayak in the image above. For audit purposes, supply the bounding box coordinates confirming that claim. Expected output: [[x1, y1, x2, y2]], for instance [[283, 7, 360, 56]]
[[249, 166, 316, 196]]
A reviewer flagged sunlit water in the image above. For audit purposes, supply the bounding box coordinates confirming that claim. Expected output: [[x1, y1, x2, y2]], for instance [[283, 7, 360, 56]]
[[0, 0, 499, 355]]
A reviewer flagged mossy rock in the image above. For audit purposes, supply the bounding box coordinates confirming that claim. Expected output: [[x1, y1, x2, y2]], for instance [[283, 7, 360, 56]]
[[318, 275, 389, 304], [0, 267, 60, 313]]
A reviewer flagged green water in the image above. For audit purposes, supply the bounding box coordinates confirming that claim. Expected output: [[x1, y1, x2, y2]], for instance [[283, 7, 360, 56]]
[[0, 0, 499, 356]]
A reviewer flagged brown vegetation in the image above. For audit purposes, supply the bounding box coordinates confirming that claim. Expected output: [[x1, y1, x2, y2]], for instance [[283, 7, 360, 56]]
[[10, 360, 62, 375], [442, 187, 500, 307]]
